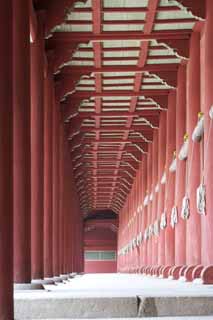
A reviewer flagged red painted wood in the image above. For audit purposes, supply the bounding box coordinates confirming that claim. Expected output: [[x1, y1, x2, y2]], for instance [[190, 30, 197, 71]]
[[44, 58, 54, 278], [152, 130, 159, 266], [186, 31, 201, 265], [52, 30, 190, 42], [0, 1, 13, 318], [175, 63, 187, 265], [165, 91, 176, 265], [52, 103, 60, 276], [157, 112, 167, 266], [13, 0, 31, 284], [202, 0, 213, 266], [31, 16, 45, 280], [61, 64, 179, 75]]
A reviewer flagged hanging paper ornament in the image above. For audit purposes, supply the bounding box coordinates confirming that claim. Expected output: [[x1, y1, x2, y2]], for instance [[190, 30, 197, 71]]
[[196, 183, 206, 215], [192, 113, 204, 142], [170, 206, 178, 228], [154, 219, 160, 236], [160, 212, 167, 230], [181, 196, 190, 220]]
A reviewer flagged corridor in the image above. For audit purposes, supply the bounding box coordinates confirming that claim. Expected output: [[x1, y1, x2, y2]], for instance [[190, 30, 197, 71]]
[[1, 0, 213, 319]]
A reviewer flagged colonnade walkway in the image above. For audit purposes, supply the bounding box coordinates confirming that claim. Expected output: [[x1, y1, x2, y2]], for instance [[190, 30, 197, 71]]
[[14, 273, 213, 319]]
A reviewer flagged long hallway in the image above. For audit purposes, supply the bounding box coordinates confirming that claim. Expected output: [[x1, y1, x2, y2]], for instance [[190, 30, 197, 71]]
[[2, 0, 213, 319]]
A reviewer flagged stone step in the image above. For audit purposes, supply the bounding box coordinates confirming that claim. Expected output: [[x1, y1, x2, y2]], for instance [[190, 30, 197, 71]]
[[29, 318, 213, 320], [15, 294, 213, 319], [138, 296, 213, 318], [15, 296, 138, 319]]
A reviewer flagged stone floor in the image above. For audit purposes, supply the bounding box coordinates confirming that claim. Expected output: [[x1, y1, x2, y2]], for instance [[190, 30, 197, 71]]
[[14, 273, 213, 319]]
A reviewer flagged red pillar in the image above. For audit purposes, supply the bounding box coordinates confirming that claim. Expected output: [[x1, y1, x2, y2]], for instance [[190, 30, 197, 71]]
[[43, 56, 54, 278], [186, 31, 201, 265], [152, 130, 159, 266], [59, 121, 65, 275], [165, 91, 176, 266], [142, 156, 148, 267], [202, 0, 213, 265], [147, 145, 153, 266], [175, 63, 187, 265], [157, 112, 167, 266], [52, 102, 60, 277], [31, 17, 45, 280], [0, 2, 13, 319], [13, 0, 31, 284]]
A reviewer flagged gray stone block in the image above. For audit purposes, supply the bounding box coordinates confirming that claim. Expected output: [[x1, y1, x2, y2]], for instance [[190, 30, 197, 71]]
[[138, 296, 213, 317], [15, 296, 138, 319]]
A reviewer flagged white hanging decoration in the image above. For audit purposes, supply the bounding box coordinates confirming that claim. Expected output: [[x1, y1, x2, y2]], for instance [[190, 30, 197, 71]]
[[132, 237, 137, 249], [136, 232, 143, 246], [196, 183, 206, 215], [155, 183, 159, 193], [178, 134, 189, 161], [148, 224, 154, 238], [161, 172, 166, 185], [192, 113, 204, 142], [149, 192, 153, 202], [181, 196, 190, 220], [170, 206, 178, 228], [169, 158, 177, 173], [160, 212, 167, 230], [209, 106, 213, 119], [143, 194, 149, 206], [154, 219, 160, 236], [144, 228, 149, 241]]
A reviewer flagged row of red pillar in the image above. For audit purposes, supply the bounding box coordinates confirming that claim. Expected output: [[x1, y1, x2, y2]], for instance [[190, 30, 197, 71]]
[[0, 2, 83, 319], [118, 1, 213, 285]]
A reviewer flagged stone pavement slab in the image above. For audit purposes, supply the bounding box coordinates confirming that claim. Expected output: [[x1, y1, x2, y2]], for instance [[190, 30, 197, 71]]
[[14, 274, 213, 319]]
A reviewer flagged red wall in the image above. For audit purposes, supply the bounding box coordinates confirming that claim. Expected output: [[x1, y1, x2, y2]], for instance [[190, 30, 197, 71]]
[[84, 227, 117, 273], [84, 260, 116, 273]]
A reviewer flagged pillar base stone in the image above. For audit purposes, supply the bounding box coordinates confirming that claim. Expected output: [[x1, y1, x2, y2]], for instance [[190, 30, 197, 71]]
[[184, 265, 198, 282], [44, 277, 56, 285], [53, 276, 63, 283], [14, 283, 43, 290], [192, 265, 204, 281], [201, 266, 213, 284], [193, 278, 204, 284], [31, 278, 54, 286], [60, 274, 69, 281], [178, 276, 187, 282]]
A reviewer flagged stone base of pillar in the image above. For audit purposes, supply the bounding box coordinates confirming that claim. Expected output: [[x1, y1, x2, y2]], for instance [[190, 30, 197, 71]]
[[200, 266, 213, 284], [60, 274, 69, 281], [53, 276, 63, 283], [192, 265, 204, 282], [183, 265, 198, 282], [69, 273, 77, 278], [178, 265, 187, 281], [171, 265, 183, 280], [31, 278, 55, 286], [162, 265, 171, 278], [14, 283, 43, 290]]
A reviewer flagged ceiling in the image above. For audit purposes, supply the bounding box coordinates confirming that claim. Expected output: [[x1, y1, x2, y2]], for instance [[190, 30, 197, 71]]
[[41, 0, 204, 216]]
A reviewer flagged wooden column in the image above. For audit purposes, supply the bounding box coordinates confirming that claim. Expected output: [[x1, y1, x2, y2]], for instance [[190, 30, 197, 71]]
[[0, 1, 13, 318], [202, 0, 213, 265], [152, 130, 159, 266], [165, 91, 176, 266], [13, 0, 31, 284], [52, 101, 60, 277], [43, 55, 54, 278], [175, 63, 187, 265], [31, 15, 45, 280], [186, 30, 201, 265], [157, 112, 167, 266]]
